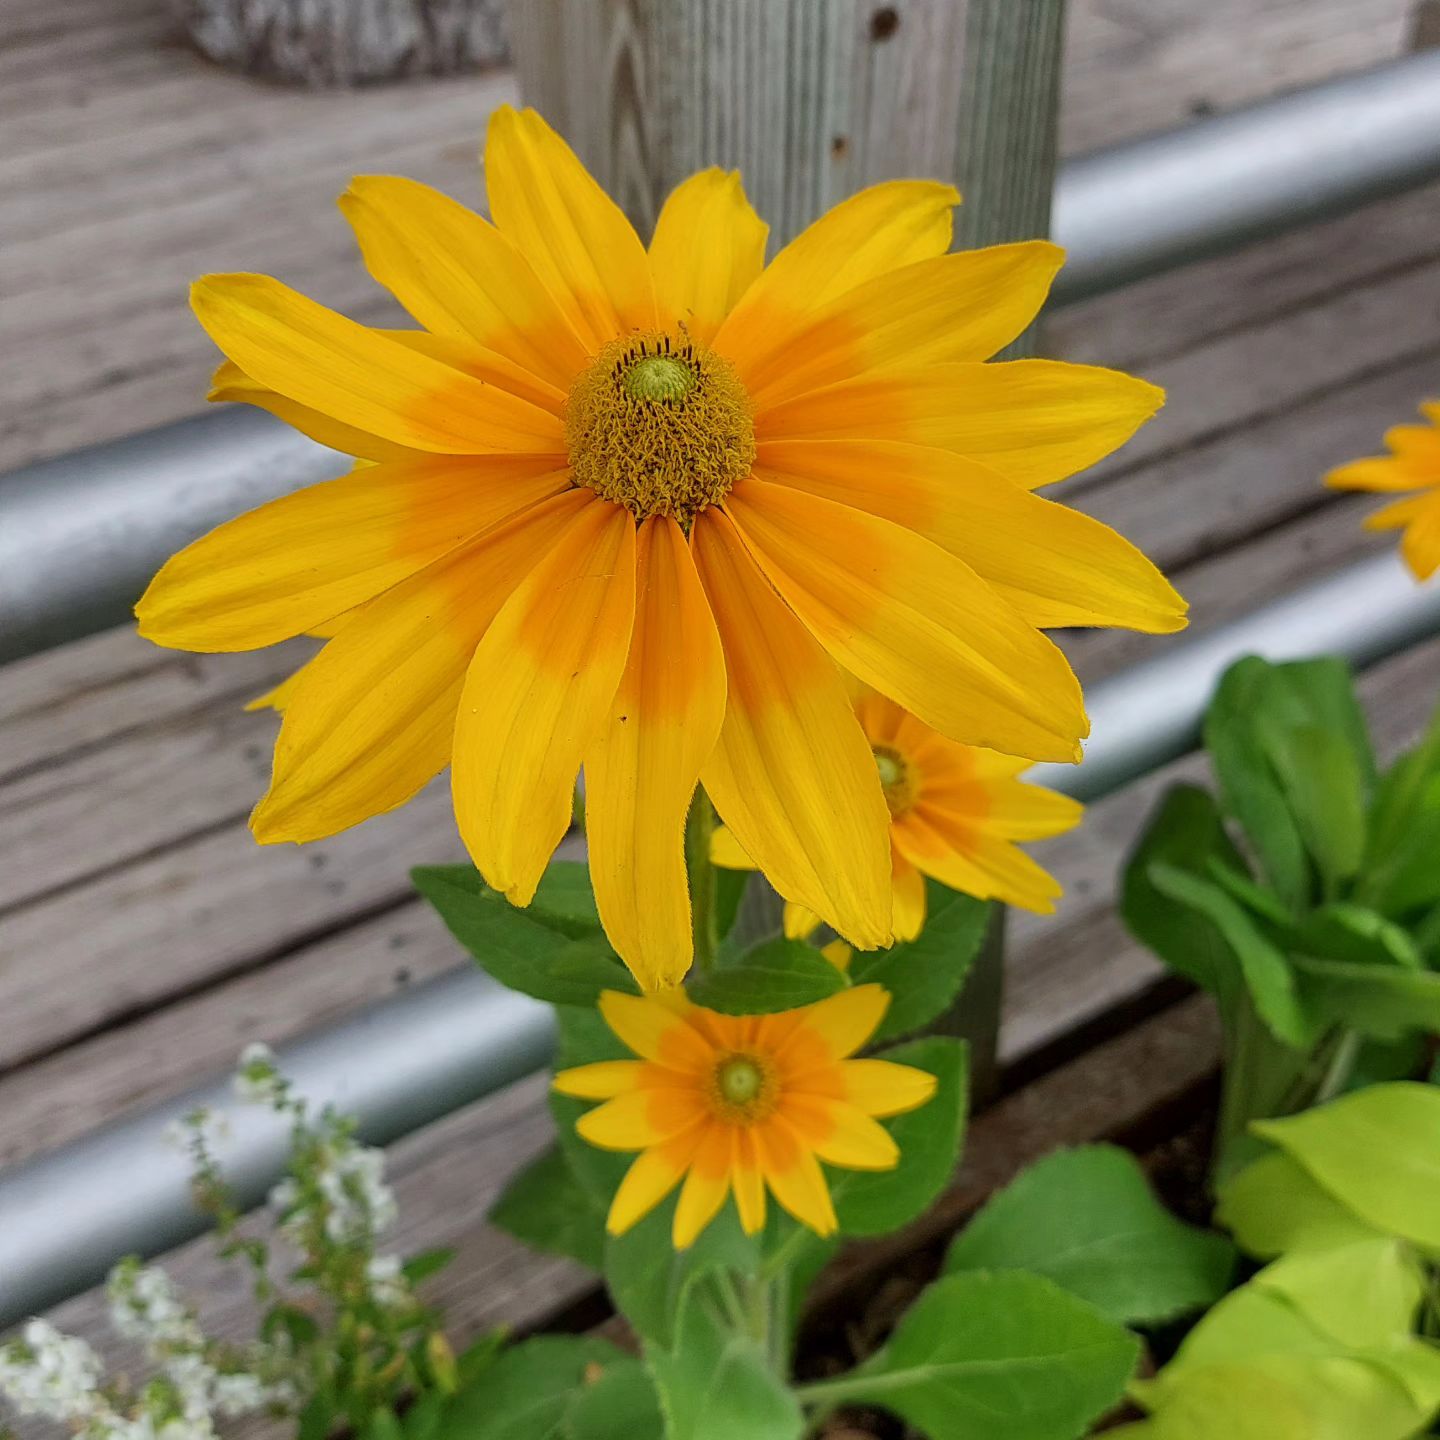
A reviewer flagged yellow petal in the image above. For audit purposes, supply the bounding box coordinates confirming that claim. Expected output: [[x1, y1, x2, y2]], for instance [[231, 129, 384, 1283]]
[[1363, 494, 1432, 532], [576, 1088, 701, 1150], [896, 809, 1063, 914], [339, 174, 590, 390], [819, 939, 853, 973], [709, 826, 758, 871], [381, 327, 566, 418], [607, 1128, 705, 1236], [1325, 457, 1431, 494], [784, 903, 822, 941], [714, 180, 959, 372], [599, 990, 715, 1069], [690, 508, 893, 949], [755, 439, 1186, 634], [649, 168, 769, 345], [673, 1126, 734, 1249], [724, 479, 1087, 763], [552, 1059, 646, 1099], [754, 1119, 838, 1237], [892, 851, 927, 943], [785, 985, 890, 1062], [741, 242, 1065, 409], [756, 359, 1164, 490], [782, 1095, 899, 1171], [251, 489, 591, 844], [732, 1132, 768, 1235], [972, 779, 1083, 841], [1397, 495, 1440, 580], [836, 1058, 939, 1117], [585, 518, 727, 991], [136, 455, 568, 651], [453, 498, 637, 907], [191, 273, 564, 455], [484, 105, 656, 349], [210, 360, 420, 463]]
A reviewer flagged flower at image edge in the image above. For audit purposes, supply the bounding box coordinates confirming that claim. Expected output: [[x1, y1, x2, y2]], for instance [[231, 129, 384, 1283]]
[[135, 104, 1185, 993], [553, 986, 936, 1248], [1325, 399, 1440, 580]]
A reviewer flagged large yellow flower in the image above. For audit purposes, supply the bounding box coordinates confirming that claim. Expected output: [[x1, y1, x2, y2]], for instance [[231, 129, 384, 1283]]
[[714, 689, 1083, 940], [553, 986, 936, 1247], [1325, 400, 1440, 580], [136, 106, 1183, 990]]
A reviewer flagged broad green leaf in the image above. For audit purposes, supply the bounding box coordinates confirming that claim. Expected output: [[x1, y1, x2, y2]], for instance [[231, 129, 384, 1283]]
[[1292, 954, 1440, 1040], [830, 1036, 968, 1236], [549, 1006, 633, 1204], [531, 860, 605, 930], [1205, 856, 1293, 926], [943, 1144, 1234, 1325], [1361, 777, 1440, 918], [490, 1145, 606, 1270], [437, 1336, 645, 1440], [1364, 700, 1440, 901], [1251, 1082, 1440, 1251], [1216, 1151, 1382, 1259], [1261, 723, 1367, 891], [1289, 904, 1422, 970], [687, 937, 845, 1015], [848, 885, 992, 1042], [605, 1203, 758, 1348], [1121, 785, 1254, 996], [562, 1360, 665, 1439], [712, 866, 749, 943], [814, 1271, 1138, 1440], [412, 866, 635, 1006], [644, 1277, 803, 1440], [1148, 862, 1312, 1047]]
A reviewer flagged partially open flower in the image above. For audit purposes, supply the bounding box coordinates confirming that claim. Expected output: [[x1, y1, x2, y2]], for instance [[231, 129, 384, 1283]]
[[554, 986, 936, 1248]]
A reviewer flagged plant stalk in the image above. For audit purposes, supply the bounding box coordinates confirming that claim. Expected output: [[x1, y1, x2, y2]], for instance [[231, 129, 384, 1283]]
[[685, 789, 719, 975]]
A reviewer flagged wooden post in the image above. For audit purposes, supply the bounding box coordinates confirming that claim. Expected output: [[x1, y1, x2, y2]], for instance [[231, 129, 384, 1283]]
[[511, 0, 1067, 1101]]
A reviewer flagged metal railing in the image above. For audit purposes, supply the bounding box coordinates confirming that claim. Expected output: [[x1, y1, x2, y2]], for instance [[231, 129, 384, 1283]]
[[4, 51, 1440, 1323]]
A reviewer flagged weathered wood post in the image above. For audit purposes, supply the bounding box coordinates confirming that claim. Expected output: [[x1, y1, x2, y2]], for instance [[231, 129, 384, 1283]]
[[510, 0, 1068, 1101]]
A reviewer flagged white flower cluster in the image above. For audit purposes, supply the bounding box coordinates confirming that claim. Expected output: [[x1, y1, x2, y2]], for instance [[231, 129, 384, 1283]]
[[230, 1042, 284, 1106], [0, 1320, 102, 1423], [269, 1140, 398, 1247]]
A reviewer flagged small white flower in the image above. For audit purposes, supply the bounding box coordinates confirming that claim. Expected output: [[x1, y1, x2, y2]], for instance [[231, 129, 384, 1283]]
[[365, 1255, 411, 1310], [0, 1319, 103, 1422], [232, 1043, 283, 1105]]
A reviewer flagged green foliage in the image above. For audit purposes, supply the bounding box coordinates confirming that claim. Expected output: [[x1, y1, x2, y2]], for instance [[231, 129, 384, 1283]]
[[848, 884, 993, 1042], [489, 1145, 606, 1271], [944, 1144, 1234, 1325], [687, 937, 846, 1014], [802, 1270, 1139, 1440], [411, 864, 636, 1006]]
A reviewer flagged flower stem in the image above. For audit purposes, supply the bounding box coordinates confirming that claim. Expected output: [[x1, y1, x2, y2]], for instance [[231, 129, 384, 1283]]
[[686, 789, 719, 975]]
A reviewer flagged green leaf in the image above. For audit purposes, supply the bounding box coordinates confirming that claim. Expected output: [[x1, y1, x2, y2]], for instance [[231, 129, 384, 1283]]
[[813, 1271, 1138, 1440], [687, 937, 846, 1015], [490, 1145, 606, 1270], [400, 1248, 455, 1285], [1148, 862, 1312, 1048], [531, 860, 605, 930], [712, 867, 749, 943], [1363, 699, 1440, 908], [549, 1006, 634, 1203], [1261, 723, 1367, 891], [1289, 903, 1423, 970], [830, 1036, 968, 1236], [1292, 954, 1440, 1040], [645, 1277, 804, 1440], [848, 885, 993, 1043], [1361, 775, 1440, 918], [943, 1144, 1234, 1325], [1215, 1151, 1382, 1259], [438, 1336, 657, 1440], [412, 866, 635, 1006], [1250, 1082, 1440, 1251], [1205, 856, 1293, 926]]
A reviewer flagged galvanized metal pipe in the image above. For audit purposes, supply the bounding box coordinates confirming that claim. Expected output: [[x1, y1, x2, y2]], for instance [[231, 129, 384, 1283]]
[[5, 51, 1440, 664], [3, 547, 1438, 1323]]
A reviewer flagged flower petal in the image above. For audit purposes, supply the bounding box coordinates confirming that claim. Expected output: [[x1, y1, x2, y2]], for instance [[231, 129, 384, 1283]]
[[552, 1059, 646, 1099], [599, 991, 716, 1070], [895, 807, 1064, 914], [784, 903, 822, 941], [754, 439, 1186, 633], [836, 1058, 939, 1117], [192, 274, 565, 454], [1397, 495, 1440, 580], [339, 174, 590, 390], [453, 498, 637, 907], [892, 851, 927, 943], [1363, 494, 1433, 531], [136, 455, 569, 651], [740, 242, 1065, 408], [781, 1095, 899, 1171], [649, 168, 769, 345], [607, 1127, 705, 1235], [690, 508, 892, 949], [754, 1118, 838, 1237], [714, 180, 959, 373], [250, 489, 592, 844], [484, 105, 656, 348], [783, 984, 891, 1062], [710, 826, 758, 870], [962, 777, 1083, 842], [673, 1126, 734, 1249], [1325, 457, 1432, 494], [576, 1087, 702, 1151], [584, 518, 727, 991], [724, 479, 1087, 762], [732, 1131, 768, 1235], [755, 359, 1164, 490]]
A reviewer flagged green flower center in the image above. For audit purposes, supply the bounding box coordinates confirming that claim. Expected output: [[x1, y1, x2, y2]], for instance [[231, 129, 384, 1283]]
[[622, 354, 695, 403], [718, 1056, 765, 1106], [873, 744, 917, 817]]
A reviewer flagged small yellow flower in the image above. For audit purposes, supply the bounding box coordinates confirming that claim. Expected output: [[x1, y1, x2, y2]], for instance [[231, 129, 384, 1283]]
[[553, 987, 936, 1248], [136, 105, 1181, 991], [1326, 400, 1440, 580], [715, 689, 1082, 940]]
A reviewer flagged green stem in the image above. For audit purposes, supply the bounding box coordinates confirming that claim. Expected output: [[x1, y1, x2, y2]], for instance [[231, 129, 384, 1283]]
[[686, 789, 719, 975], [1313, 1028, 1361, 1106]]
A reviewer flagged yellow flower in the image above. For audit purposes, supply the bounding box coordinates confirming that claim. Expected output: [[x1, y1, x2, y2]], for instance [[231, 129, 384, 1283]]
[[715, 689, 1082, 940], [136, 105, 1182, 991], [1325, 400, 1440, 580], [553, 986, 936, 1247]]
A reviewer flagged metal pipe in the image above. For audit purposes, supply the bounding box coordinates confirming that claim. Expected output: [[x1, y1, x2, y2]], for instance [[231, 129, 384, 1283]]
[[0, 970, 554, 1323], [1049, 50, 1440, 303], [3, 546, 1438, 1324], [6, 52, 1440, 664]]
